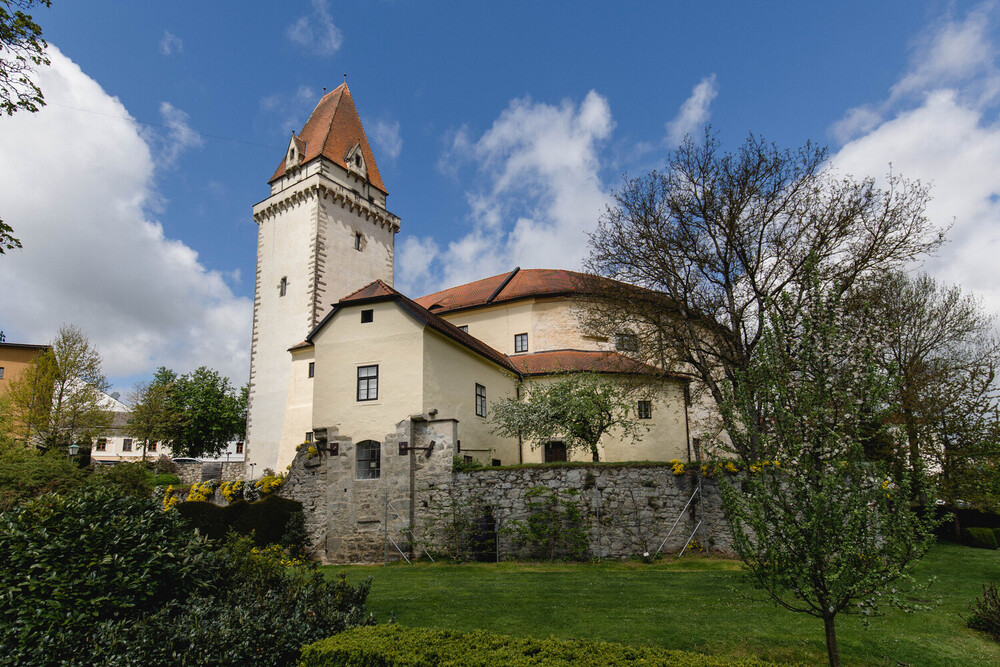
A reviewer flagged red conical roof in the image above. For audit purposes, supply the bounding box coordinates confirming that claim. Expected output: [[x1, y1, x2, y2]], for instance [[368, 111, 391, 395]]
[[269, 83, 387, 193]]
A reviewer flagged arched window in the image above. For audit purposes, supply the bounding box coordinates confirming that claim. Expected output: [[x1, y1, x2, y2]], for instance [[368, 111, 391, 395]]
[[356, 440, 380, 479]]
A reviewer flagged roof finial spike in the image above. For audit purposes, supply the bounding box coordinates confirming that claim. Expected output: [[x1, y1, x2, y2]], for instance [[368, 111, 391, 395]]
[[343, 73, 348, 86]]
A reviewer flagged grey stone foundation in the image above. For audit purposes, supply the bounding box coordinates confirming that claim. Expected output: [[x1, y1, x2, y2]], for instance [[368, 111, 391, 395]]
[[279, 413, 736, 563]]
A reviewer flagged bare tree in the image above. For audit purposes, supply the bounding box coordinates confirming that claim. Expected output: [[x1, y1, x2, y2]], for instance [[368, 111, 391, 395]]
[[586, 131, 944, 460]]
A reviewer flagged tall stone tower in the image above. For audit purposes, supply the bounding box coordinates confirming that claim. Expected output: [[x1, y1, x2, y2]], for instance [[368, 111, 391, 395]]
[[247, 84, 400, 472]]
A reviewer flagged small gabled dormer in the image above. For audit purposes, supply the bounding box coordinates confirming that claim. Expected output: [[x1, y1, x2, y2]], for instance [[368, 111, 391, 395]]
[[285, 134, 306, 172], [345, 142, 367, 180]]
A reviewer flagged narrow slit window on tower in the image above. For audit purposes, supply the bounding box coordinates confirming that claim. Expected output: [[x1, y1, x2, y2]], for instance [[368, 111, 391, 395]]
[[279, 276, 287, 297], [308, 362, 315, 378], [354, 232, 363, 250]]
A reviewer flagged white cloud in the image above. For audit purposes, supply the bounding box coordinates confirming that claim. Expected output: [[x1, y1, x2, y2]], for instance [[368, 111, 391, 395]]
[[665, 74, 718, 147], [370, 118, 402, 161], [0, 47, 251, 387], [286, 0, 342, 57], [398, 91, 613, 296], [156, 101, 203, 168], [159, 30, 183, 56], [259, 85, 317, 137], [829, 2, 1000, 317]]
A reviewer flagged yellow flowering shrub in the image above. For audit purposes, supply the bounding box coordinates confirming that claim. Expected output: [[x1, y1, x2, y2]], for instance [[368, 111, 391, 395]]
[[163, 485, 180, 510], [255, 474, 285, 496], [669, 459, 685, 475], [251, 543, 306, 567], [187, 480, 216, 502], [220, 480, 245, 503]]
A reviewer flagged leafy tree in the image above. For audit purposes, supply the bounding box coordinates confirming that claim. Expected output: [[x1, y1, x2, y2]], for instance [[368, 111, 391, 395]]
[[489, 373, 646, 462], [127, 367, 182, 461], [0, 216, 20, 254], [586, 131, 943, 461], [718, 283, 938, 667], [163, 366, 246, 459], [1, 324, 112, 450], [857, 272, 1000, 513], [0, 437, 84, 511], [0, 0, 50, 116]]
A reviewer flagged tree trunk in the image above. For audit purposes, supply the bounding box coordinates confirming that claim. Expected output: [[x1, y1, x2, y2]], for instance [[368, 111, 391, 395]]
[[823, 615, 840, 667], [591, 448, 600, 463]]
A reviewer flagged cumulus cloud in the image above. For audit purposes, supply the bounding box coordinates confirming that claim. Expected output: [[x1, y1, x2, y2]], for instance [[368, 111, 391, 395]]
[[286, 0, 342, 57], [159, 30, 183, 56], [398, 91, 614, 296], [665, 74, 718, 147], [370, 118, 402, 161], [0, 47, 251, 387], [830, 2, 1000, 317]]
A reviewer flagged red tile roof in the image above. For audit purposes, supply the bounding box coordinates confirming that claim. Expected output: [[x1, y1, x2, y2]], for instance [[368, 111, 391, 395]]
[[269, 84, 387, 193], [415, 268, 600, 313], [509, 350, 684, 378], [307, 280, 518, 374]]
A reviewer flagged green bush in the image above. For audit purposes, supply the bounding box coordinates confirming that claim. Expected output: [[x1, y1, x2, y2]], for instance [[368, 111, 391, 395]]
[[177, 493, 305, 547], [0, 488, 218, 666], [965, 527, 998, 549], [968, 581, 1000, 641], [298, 625, 784, 667], [94, 535, 372, 666], [153, 472, 181, 486], [0, 445, 85, 511], [88, 460, 155, 497]]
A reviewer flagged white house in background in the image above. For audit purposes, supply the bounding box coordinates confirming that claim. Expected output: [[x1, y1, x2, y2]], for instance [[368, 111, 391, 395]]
[[89, 389, 245, 465], [245, 84, 700, 475]]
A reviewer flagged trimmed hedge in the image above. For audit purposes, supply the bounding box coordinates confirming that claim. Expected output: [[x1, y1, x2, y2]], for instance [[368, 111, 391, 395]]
[[965, 527, 999, 550], [298, 625, 784, 667], [177, 494, 303, 546]]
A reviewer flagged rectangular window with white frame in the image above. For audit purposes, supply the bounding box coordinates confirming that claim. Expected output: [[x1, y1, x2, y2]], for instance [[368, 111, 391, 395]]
[[122, 438, 133, 452], [637, 400, 652, 419], [475, 383, 487, 417], [357, 365, 379, 401], [514, 333, 528, 353]]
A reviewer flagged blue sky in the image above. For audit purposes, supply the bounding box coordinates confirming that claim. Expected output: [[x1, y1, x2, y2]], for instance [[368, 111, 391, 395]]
[[1, 0, 999, 392]]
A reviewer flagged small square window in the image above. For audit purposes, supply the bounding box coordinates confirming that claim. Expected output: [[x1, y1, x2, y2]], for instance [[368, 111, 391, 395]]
[[514, 333, 528, 353], [615, 333, 638, 351], [475, 383, 487, 417], [236, 442, 244, 454], [95, 438, 107, 452], [308, 361, 315, 378], [361, 309, 374, 323], [491, 458, 501, 466], [149, 441, 157, 452], [637, 400, 652, 419], [358, 365, 379, 401], [458, 325, 469, 333], [122, 438, 133, 452], [305, 431, 314, 444], [279, 276, 288, 297]]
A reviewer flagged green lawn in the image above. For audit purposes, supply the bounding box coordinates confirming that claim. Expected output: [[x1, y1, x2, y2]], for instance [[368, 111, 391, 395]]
[[324, 543, 1000, 666]]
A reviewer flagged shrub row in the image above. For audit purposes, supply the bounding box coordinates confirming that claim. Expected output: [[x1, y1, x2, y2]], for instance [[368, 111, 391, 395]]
[[298, 625, 784, 667], [177, 494, 303, 547], [965, 526, 1000, 550]]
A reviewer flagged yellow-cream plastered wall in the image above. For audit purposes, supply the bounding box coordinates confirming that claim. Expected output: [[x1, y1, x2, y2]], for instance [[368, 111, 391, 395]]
[[311, 301, 424, 446], [276, 347, 316, 471], [420, 330, 520, 465], [515, 374, 691, 464]]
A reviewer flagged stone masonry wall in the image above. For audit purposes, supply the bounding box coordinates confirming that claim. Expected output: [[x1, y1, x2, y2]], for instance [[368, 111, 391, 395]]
[[415, 465, 735, 559], [280, 412, 737, 562]]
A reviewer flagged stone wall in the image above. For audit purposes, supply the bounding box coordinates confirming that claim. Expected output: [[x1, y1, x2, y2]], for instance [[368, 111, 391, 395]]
[[279, 413, 736, 563], [415, 465, 734, 560]]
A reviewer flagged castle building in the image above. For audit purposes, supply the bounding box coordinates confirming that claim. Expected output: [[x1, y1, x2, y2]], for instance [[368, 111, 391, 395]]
[[246, 85, 695, 476]]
